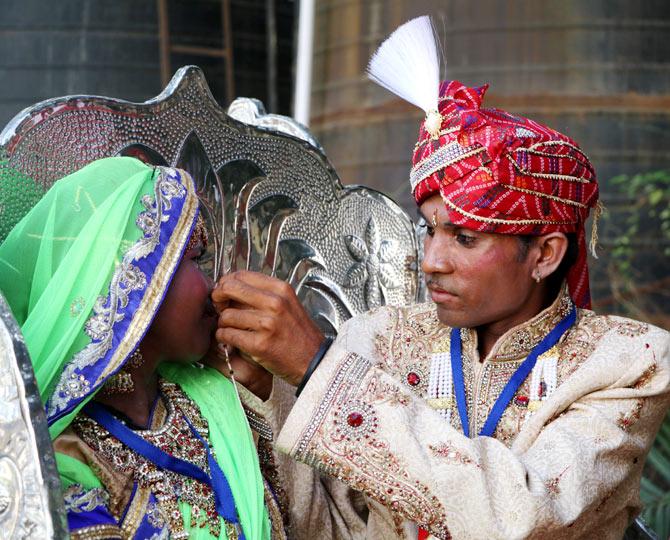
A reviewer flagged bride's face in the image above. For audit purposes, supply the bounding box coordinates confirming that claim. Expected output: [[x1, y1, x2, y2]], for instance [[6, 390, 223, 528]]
[[146, 238, 217, 363]]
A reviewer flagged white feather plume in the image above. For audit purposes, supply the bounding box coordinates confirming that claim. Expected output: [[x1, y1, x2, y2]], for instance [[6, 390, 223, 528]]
[[367, 16, 440, 114]]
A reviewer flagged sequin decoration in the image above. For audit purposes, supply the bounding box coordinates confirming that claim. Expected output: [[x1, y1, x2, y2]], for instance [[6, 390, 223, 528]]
[[427, 347, 453, 422], [70, 296, 86, 318], [64, 373, 91, 399], [333, 400, 377, 441], [73, 379, 233, 539]]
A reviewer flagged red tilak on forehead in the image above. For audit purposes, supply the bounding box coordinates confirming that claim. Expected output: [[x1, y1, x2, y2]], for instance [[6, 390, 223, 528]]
[[410, 80, 600, 309]]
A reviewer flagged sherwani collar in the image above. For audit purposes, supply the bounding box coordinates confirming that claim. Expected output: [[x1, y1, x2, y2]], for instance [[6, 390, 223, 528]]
[[461, 284, 575, 362]]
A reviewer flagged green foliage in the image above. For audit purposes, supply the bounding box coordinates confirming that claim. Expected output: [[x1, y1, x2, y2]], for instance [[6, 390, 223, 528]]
[[609, 170, 670, 274], [603, 170, 670, 325], [640, 413, 670, 539]]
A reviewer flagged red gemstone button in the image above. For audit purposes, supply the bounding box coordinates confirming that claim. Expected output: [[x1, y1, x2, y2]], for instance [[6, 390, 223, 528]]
[[514, 395, 529, 407], [406, 372, 421, 386], [347, 412, 364, 427]]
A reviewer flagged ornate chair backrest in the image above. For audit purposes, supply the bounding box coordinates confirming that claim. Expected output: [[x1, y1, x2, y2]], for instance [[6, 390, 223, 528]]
[[0, 65, 422, 336]]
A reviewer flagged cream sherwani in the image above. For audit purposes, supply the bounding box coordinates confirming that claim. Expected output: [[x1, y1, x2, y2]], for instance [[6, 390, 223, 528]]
[[243, 290, 670, 539]]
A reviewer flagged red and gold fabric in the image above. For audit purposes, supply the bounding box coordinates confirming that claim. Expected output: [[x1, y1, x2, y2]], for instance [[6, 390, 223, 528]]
[[411, 80, 600, 308]]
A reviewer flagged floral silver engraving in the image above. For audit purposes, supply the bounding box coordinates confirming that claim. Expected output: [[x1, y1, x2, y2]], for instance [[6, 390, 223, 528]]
[[343, 217, 400, 309], [47, 168, 187, 419]]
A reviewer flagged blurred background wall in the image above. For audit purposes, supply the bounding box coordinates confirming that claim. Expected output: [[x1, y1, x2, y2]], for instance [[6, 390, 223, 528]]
[[0, 0, 668, 322], [0, 0, 296, 125]]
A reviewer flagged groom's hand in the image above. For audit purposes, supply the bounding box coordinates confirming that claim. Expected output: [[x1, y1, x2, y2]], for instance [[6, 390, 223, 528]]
[[212, 271, 325, 386]]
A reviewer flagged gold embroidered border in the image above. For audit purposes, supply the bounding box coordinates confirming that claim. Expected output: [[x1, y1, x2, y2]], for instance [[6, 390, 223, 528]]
[[71, 524, 123, 540], [507, 156, 591, 184], [410, 144, 485, 192], [294, 353, 371, 461], [527, 139, 591, 160], [264, 480, 289, 540], [98, 169, 198, 382], [512, 148, 593, 170], [413, 127, 460, 150], [245, 407, 274, 441], [120, 485, 150, 538]]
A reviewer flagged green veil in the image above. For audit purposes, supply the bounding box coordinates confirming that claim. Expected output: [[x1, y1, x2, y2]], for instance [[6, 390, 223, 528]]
[[0, 156, 270, 539]]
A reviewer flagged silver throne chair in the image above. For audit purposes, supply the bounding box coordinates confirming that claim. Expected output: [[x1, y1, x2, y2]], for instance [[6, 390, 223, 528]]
[[1, 66, 422, 336]]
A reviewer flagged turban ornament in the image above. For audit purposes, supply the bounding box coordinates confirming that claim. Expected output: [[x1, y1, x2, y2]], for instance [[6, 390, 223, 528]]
[[367, 17, 601, 308]]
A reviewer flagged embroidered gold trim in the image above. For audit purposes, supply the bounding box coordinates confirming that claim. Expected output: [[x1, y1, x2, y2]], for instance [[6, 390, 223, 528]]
[[295, 353, 371, 460], [512, 148, 593, 170], [413, 127, 460, 150], [410, 142, 485, 192], [441, 196, 573, 226], [507, 156, 591, 184], [99, 170, 198, 382], [264, 480, 289, 540], [70, 524, 123, 540], [504, 184, 587, 208], [245, 407, 273, 441], [120, 484, 151, 538], [527, 139, 591, 161]]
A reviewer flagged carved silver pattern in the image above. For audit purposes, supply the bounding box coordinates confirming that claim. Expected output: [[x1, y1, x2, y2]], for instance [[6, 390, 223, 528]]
[[0, 293, 67, 538], [343, 217, 401, 309], [47, 168, 186, 418], [1, 65, 421, 337]]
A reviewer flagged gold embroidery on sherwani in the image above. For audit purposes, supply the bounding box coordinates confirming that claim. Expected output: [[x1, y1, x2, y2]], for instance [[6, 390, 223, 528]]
[[295, 352, 452, 538], [369, 287, 661, 456], [617, 399, 644, 431], [633, 364, 658, 389]]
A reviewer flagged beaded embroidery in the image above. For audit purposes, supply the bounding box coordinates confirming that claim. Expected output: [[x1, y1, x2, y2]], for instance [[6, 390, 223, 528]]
[[64, 485, 110, 513], [427, 338, 453, 422], [523, 346, 559, 422], [73, 380, 231, 539]]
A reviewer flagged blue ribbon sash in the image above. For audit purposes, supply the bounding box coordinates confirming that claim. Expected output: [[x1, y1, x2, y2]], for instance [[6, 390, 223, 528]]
[[84, 400, 245, 539], [450, 305, 576, 438]]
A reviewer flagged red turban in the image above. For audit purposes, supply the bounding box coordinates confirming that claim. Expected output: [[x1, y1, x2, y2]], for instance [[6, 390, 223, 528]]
[[412, 80, 600, 308]]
